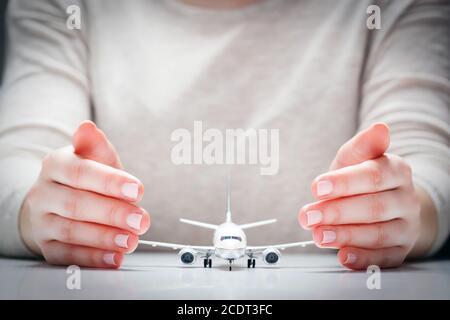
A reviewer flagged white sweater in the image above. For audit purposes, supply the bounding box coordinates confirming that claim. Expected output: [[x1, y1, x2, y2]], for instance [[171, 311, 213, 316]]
[[0, 0, 449, 257]]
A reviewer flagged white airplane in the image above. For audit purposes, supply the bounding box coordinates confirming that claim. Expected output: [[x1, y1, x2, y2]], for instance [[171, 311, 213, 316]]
[[138, 179, 315, 270]]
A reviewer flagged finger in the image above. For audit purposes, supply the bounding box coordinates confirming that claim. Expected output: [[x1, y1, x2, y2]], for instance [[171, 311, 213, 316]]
[[330, 123, 390, 171], [73, 120, 123, 169], [311, 154, 413, 200], [40, 241, 123, 268], [41, 147, 144, 202], [43, 213, 139, 253], [311, 219, 412, 249], [40, 182, 150, 234], [338, 246, 408, 270], [299, 188, 416, 228]]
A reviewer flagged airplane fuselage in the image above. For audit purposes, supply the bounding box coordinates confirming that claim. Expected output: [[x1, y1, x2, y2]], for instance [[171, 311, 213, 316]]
[[213, 222, 247, 261]]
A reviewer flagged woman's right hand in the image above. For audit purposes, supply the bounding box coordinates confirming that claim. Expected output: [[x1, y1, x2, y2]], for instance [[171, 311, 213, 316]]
[[19, 121, 151, 268]]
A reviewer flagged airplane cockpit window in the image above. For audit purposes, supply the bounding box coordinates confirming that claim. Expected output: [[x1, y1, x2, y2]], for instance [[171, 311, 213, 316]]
[[220, 236, 242, 242]]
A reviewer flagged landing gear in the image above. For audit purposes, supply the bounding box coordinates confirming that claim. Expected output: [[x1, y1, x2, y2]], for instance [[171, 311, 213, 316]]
[[228, 260, 233, 271], [247, 258, 256, 268], [203, 258, 212, 268]]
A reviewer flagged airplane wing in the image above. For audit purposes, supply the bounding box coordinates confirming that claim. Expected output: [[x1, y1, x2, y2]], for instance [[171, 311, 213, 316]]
[[138, 240, 214, 252], [246, 240, 315, 253]]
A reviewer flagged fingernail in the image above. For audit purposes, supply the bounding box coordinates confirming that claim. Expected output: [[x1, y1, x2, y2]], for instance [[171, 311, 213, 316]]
[[127, 213, 142, 230], [322, 230, 336, 244], [121, 183, 139, 200], [115, 234, 129, 248], [306, 210, 322, 226], [317, 180, 333, 197], [345, 253, 357, 264], [103, 253, 116, 265]]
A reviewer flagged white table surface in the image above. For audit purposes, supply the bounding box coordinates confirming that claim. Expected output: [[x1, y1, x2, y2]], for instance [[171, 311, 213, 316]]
[[1, 252, 449, 299]]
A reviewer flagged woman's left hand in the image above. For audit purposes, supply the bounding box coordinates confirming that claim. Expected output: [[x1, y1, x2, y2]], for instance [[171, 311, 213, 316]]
[[298, 123, 421, 270]]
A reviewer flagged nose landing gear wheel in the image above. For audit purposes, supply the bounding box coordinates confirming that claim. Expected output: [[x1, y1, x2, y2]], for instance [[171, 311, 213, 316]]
[[204, 258, 212, 268], [247, 259, 256, 268]]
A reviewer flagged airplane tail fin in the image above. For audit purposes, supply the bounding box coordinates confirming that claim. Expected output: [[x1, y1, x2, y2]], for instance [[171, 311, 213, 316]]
[[226, 176, 231, 222], [239, 219, 277, 230], [225, 176, 276, 229], [179, 218, 219, 230], [178, 177, 231, 229]]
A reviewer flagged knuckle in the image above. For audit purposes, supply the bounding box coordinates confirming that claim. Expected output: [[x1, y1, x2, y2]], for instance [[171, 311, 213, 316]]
[[333, 173, 349, 195], [108, 203, 121, 227], [328, 204, 342, 225], [374, 223, 386, 248], [369, 193, 384, 222], [64, 190, 81, 220], [341, 227, 353, 246], [100, 230, 113, 249], [367, 161, 383, 191], [59, 219, 75, 243], [69, 160, 84, 188], [104, 173, 116, 196]]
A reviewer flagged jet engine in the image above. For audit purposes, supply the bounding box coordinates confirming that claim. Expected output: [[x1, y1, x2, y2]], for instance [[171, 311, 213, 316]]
[[178, 248, 197, 264], [262, 248, 281, 264]]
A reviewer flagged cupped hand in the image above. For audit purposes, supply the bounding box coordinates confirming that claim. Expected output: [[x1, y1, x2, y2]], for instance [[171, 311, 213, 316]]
[[299, 123, 420, 270], [20, 121, 151, 268]]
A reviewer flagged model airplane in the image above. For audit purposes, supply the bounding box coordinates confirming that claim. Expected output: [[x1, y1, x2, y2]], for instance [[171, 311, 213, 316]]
[[138, 179, 315, 270]]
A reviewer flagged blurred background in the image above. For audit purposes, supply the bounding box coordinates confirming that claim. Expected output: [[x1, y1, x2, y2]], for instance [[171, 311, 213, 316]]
[[0, 0, 7, 84]]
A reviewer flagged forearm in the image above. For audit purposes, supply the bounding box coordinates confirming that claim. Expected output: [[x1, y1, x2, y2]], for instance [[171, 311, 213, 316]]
[[0, 156, 42, 257], [0, 0, 91, 257]]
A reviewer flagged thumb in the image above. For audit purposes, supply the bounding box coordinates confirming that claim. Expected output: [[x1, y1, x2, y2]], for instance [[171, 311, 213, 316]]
[[330, 122, 390, 170], [72, 120, 123, 169]]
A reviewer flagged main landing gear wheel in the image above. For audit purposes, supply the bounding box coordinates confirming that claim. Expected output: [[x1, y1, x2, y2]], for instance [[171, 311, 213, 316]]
[[247, 259, 256, 268], [203, 258, 212, 268]]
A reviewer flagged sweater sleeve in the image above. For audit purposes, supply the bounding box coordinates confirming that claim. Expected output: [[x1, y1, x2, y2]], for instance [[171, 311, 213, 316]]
[[359, 0, 450, 255], [0, 0, 90, 257]]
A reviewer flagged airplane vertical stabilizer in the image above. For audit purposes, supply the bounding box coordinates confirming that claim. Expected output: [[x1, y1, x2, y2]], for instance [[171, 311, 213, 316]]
[[226, 176, 231, 222]]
